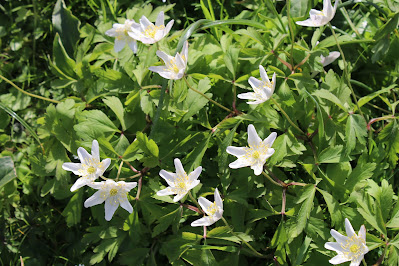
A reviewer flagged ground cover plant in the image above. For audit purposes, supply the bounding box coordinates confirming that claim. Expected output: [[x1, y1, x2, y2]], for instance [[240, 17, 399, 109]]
[[0, 0, 399, 265]]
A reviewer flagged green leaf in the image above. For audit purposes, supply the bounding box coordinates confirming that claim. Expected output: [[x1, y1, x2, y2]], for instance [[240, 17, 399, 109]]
[[152, 207, 180, 237], [318, 188, 343, 227], [295, 185, 316, 237], [136, 132, 159, 158], [182, 78, 212, 122], [357, 85, 394, 109], [318, 145, 348, 163], [0, 156, 17, 189], [312, 89, 347, 112], [103, 96, 126, 130], [374, 12, 399, 41], [345, 163, 376, 192], [356, 192, 387, 236], [224, 47, 240, 79], [345, 114, 367, 154], [378, 120, 399, 166], [52, 0, 81, 58], [199, 248, 218, 266], [61, 189, 83, 227], [52, 33, 77, 79]]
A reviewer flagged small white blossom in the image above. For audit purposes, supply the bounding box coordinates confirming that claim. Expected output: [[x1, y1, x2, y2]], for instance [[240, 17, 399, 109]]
[[321, 51, 340, 67], [128, 11, 174, 44], [237, 65, 276, 105], [325, 218, 369, 266], [84, 179, 137, 221], [149, 41, 188, 80], [227, 124, 277, 176], [296, 0, 339, 27], [105, 19, 138, 53], [191, 188, 223, 227], [62, 140, 111, 192], [157, 158, 202, 202]]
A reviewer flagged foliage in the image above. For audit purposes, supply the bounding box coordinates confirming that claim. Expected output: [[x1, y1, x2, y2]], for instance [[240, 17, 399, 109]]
[[1, 0, 399, 265]]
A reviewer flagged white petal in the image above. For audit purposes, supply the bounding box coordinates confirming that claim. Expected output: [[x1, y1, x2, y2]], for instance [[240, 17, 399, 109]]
[[156, 50, 173, 64], [321, 51, 340, 67], [330, 229, 349, 243], [296, 19, 319, 27], [188, 179, 200, 191], [174, 158, 186, 178], [191, 216, 215, 227], [263, 132, 277, 147], [159, 170, 176, 187], [237, 92, 258, 100], [259, 65, 270, 83], [163, 20, 174, 37], [181, 41, 189, 63], [71, 178, 89, 192], [127, 39, 138, 54], [270, 73, 276, 94], [349, 259, 362, 266], [124, 181, 138, 191], [188, 166, 202, 182], [214, 188, 223, 209], [119, 196, 133, 213], [104, 197, 120, 221], [105, 28, 117, 37], [329, 255, 349, 265], [77, 147, 92, 164], [229, 158, 250, 169], [155, 11, 164, 27], [140, 16, 153, 29], [226, 146, 247, 157], [84, 191, 105, 207], [149, 66, 168, 75], [247, 124, 262, 147], [345, 218, 356, 238], [252, 163, 264, 176], [248, 77, 262, 89], [173, 193, 187, 202], [247, 99, 266, 105], [87, 181, 104, 189], [114, 39, 125, 53], [91, 140, 100, 161], [266, 148, 275, 157], [62, 162, 82, 175], [99, 158, 111, 174], [198, 197, 213, 214], [324, 242, 345, 253], [157, 187, 175, 196], [358, 225, 366, 241]]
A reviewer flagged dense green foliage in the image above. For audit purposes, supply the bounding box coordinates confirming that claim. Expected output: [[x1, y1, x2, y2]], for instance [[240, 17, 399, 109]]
[[1, 0, 399, 265]]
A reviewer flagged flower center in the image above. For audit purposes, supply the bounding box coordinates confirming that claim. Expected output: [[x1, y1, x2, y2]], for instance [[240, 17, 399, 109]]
[[144, 25, 165, 38], [87, 167, 96, 174], [252, 151, 261, 159], [207, 202, 218, 216], [109, 188, 118, 196], [167, 58, 180, 73], [350, 244, 360, 254]]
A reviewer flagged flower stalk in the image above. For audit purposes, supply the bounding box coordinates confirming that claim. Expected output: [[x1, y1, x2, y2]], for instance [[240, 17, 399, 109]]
[[270, 97, 305, 135]]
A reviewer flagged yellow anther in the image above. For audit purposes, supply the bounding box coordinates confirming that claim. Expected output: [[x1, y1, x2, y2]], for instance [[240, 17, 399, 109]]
[[144, 25, 165, 38], [350, 244, 360, 254], [109, 188, 118, 196], [87, 167, 96, 174], [207, 202, 218, 216], [252, 151, 261, 159]]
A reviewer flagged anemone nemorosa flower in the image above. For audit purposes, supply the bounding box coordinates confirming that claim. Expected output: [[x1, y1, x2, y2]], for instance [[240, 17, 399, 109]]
[[62, 140, 111, 192], [157, 158, 202, 202], [105, 19, 138, 53], [84, 179, 137, 221], [296, 0, 339, 27], [325, 218, 369, 266], [227, 124, 277, 176], [191, 188, 223, 227]]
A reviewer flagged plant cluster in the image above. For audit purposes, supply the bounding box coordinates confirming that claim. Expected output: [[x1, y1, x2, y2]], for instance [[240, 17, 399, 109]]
[[0, 0, 399, 265]]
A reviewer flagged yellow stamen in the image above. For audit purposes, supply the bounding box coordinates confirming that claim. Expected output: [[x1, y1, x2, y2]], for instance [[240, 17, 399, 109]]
[[207, 202, 218, 216], [87, 167, 96, 174], [144, 25, 165, 38], [350, 244, 360, 254], [109, 188, 118, 196]]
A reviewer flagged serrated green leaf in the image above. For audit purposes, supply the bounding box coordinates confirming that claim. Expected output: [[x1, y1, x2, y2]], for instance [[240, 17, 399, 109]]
[[103, 96, 126, 130], [345, 114, 367, 154], [0, 156, 17, 189], [295, 185, 316, 237], [61, 189, 83, 227]]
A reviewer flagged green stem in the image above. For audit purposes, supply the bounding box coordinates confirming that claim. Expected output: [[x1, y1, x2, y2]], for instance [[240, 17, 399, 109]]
[[115, 161, 124, 181], [183, 76, 233, 113], [287, 0, 295, 71], [0, 74, 60, 104], [221, 217, 265, 258], [328, 23, 365, 119], [262, 171, 282, 187], [188, 191, 202, 213], [270, 97, 305, 135], [100, 175, 109, 181]]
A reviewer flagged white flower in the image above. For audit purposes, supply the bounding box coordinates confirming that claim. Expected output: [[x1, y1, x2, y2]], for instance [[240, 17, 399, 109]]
[[105, 19, 138, 53], [149, 41, 188, 80], [226, 124, 277, 176], [157, 158, 202, 202], [296, 0, 339, 27], [62, 140, 111, 192], [325, 218, 369, 266], [84, 179, 137, 221], [237, 65, 276, 105], [321, 51, 340, 67], [191, 188, 223, 227], [128, 11, 174, 44]]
